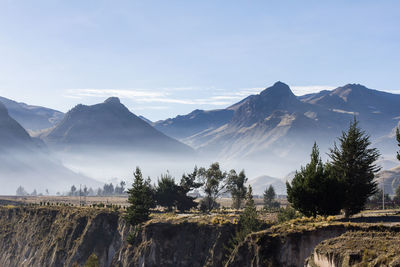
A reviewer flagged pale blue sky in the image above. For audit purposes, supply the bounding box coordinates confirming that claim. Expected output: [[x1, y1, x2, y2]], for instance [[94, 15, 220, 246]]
[[0, 0, 399, 120]]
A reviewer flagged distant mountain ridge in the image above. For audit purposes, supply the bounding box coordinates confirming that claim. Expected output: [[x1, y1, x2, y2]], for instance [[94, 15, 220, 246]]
[[41, 97, 193, 154], [154, 82, 400, 174], [0, 96, 64, 131], [300, 83, 400, 137]]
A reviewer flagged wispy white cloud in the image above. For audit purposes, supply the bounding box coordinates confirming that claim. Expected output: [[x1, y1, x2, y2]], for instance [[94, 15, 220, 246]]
[[65, 88, 233, 106], [291, 85, 336, 96], [133, 105, 170, 110], [64, 85, 337, 110], [66, 88, 165, 99]]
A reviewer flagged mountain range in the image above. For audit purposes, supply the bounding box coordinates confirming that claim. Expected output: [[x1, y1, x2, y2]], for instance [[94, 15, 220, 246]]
[[40, 97, 193, 155], [154, 82, 400, 163], [1, 81, 400, 194]]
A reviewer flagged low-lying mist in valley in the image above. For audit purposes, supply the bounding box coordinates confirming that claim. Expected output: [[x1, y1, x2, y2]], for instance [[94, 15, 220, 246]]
[[2, 135, 399, 197]]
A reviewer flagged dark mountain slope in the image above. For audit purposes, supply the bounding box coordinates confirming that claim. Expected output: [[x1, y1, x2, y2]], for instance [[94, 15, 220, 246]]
[[42, 97, 193, 154], [0, 102, 33, 149], [0, 102, 100, 194], [0, 96, 64, 131]]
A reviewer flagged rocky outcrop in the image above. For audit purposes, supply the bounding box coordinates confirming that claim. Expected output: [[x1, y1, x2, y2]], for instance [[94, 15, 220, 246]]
[[225, 224, 348, 267], [306, 228, 400, 267], [2, 206, 400, 267], [0, 206, 234, 267], [0, 206, 123, 267], [226, 222, 400, 267], [113, 222, 234, 267]]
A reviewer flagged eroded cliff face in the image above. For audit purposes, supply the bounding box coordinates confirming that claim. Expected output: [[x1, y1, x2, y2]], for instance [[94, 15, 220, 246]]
[[0, 206, 234, 267], [225, 224, 348, 267], [225, 222, 400, 267], [0, 206, 123, 267], [2, 206, 400, 267], [113, 222, 234, 267], [306, 229, 400, 267]]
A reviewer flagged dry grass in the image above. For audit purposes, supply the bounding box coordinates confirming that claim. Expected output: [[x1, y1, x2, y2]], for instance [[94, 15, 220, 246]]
[[0, 195, 130, 207]]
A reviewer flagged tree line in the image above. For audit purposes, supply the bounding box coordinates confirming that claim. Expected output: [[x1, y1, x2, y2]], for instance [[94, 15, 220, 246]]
[[286, 118, 400, 218]]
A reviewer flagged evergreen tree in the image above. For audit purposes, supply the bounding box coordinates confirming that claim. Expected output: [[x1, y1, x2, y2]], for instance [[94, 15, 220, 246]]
[[155, 172, 179, 211], [317, 163, 345, 216], [115, 181, 126, 195], [329, 118, 380, 217], [176, 167, 203, 212], [198, 162, 227, 212], [126, 167, 155, 226], [31, 189, 37, 196], [103, 183, 115, 195], [236, 186, 261, 241], [263, 185, 280, 210], [226, 170, 248, 210], [287, 143, 343, 217], [70, 185, 77, 196], [16, 186, 28, 196]]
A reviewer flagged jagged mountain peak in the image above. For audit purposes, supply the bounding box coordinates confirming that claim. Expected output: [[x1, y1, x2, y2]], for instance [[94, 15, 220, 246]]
[[42, 98, 193, 154], [331, 83, 371, 99], [104, 97, 121, 105], [260, 81, 295, 98], [231, 82, 303, 125]]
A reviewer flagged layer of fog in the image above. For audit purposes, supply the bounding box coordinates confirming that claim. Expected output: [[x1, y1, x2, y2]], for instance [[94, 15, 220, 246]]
[[1, 138, 398, 196], [0, 148, 101, 196]]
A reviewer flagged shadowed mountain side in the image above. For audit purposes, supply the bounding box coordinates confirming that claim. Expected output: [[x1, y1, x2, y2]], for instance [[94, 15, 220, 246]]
[[0, 102, 101, 195], [0, 102, 36, 149], [0, 96, 64, 131], [41, 97, 194, 155]]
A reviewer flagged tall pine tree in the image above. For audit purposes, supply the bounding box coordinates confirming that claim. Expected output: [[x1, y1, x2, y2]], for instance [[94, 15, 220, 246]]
[[126, 167, 155, 226], [329, 118, 380, 217], [236, 185, 261, 241], [287, 143, 343, 217]]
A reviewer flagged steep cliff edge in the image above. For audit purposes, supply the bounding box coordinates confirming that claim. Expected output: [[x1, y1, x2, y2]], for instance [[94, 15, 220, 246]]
[[0, 206, 124, 267], [306, 228, 400, 267], [2, 206, 400, 267], [0, 206, 234, 267], [225, 221, 400, 267]]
